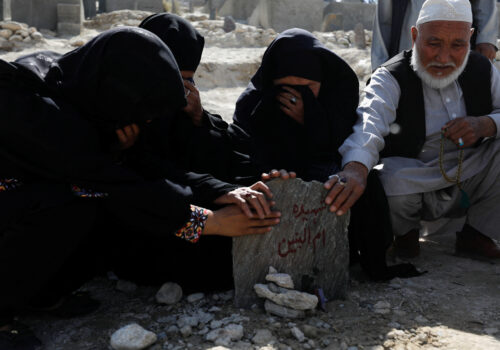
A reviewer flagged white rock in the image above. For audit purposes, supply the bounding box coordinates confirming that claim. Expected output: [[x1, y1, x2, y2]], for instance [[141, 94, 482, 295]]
[[22, 36, 32, 43], [28, 27, 36, 34], [290, 326, 305, 342], [414, 315, 429, 323], [187, 292, 205, 303], [0, 29, 12, 39], [0, 37, 12, 50], [265, 273, 294, 289], [177, 315, 199, 328], [16, 29, 29, 38], [8, 35, 23, 42], [210, 320, 223, 329], [206, 324, 244, 344], [1, 21, 24, 32], [374, 301, 391, 309], [69, 38, 86, 47], [156, 282, 182, 305], [254, 284, 318, 310], [268, 266, 278, 274], [166, 325, 179, 334], [110, 324, 157, 350], [264, 300, 305, 319], [251, 329, 274, 345]]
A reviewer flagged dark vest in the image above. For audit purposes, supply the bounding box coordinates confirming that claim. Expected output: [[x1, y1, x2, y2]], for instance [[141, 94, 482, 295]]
[[380, 50, 492, 158]]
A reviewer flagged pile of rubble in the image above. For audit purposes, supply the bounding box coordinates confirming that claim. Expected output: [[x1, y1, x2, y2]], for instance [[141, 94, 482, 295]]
[[0, 21, 44, 51]]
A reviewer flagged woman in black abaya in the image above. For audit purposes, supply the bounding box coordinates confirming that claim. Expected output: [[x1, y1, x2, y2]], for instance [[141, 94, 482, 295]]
[[0, 27, 279, 350], [231, 28, 359, 182]]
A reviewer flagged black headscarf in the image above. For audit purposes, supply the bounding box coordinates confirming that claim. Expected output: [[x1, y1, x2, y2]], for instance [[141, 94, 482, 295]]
[[139, 13, 205, 72], [231, 28, 359, 181], [0, 27, 227, 235]]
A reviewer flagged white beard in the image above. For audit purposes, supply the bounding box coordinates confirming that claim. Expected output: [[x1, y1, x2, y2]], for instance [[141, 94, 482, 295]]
[[411, 48, 470, 89]]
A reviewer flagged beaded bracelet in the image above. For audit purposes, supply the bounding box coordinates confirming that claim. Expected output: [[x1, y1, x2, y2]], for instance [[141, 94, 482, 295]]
[[175, 205, 209, 243], [0, 179, 22, 192]]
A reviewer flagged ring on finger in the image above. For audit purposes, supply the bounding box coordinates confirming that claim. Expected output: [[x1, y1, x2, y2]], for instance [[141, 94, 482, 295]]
[[290, 96, 297, 104], [338, 177, 348, 186], [458, 137, 464, 147]]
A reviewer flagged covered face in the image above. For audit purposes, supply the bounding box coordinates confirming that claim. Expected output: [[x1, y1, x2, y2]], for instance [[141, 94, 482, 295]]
[[139, 13, 205, 73], [45, 27, 187, 132]]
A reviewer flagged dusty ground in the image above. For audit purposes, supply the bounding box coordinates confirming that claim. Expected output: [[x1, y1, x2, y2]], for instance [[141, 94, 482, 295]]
[[1, 11, 499, 350]]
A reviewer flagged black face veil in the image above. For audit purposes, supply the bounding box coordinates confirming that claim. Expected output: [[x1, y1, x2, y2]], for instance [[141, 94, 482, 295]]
[[139, 13, 205, 72]]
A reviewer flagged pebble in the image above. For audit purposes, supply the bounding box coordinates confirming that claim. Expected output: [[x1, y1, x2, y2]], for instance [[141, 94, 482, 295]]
[[206, 324, 244, 345], [251, 329, 274, 345], [1, 21, 24, 32], [166, 325, 179, 334], [254, 284, 318, 310], [116, 280, 138, 294], [187, 293, 205, 303], [301, 324, 320, 339], [414, 315, 429, 323], [0, 29, 12, 38], [265, 273, 294, 289], [9, 35, 23, 42], [269, 266, 278, 274], [177, 315, 199, 328], [484, 327, 499, 335], [110, 324, 157, 350], [180, 325, 192, 337], [290, 326, 305, 342]]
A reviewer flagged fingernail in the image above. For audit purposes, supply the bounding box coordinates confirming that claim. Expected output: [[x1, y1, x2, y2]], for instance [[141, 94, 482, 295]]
[[337, 210, 343, 216], [330, 206, 337, 212], [275, 219, 280, 223], [325, 198, 332, 205]]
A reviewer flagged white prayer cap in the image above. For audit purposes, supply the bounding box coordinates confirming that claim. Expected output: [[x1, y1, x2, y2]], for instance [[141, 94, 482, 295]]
[[416, 0, 472, 26]]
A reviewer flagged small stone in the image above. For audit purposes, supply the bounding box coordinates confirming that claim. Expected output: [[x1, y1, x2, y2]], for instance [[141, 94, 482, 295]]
[[209, 306, 221, 312], [28, 27, 36, 34], [0, 37, 13, 50], [187, 293, 205, 303], [484, 328, 499, 335], [254, 284, 317, 310], [8, 35, 23, 42], [265, 274, 294, 289], [264, 300, 305, 319], [166, 325, 179, 334], [223, 16, 236, 33], [290, 326, 305, 342], [69, 38, 85, 47], [1, 21, 23, 32], [156, 282, 183, 305], [269, 266, 278, 274], [301, 325, 320, 339], [180, 325, 192, 337], [22, 36, 32, 43], [251, 329, 274, 345], [374, 301, 390, 309], [110, 324, 157, 350], [206, 324, 244, 344], [116, 280, 138, 294], [414, 315, 429, 323], [0, 29, 12, 39], [177, 316, 199, 328], [16, 29, 29, 38]]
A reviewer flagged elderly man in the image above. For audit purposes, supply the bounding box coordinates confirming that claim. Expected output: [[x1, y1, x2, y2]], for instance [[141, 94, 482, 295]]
[[324, 0, 500, 259], [371, 0, 498, 70]]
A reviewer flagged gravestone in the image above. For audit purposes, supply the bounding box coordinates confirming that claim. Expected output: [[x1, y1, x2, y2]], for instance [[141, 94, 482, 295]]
[[249, 0, 323, 33], [57, 2, 82, 35], [218, 0, 259, 21], [0, 0, 3, 20], [1, 0, 11, 20], [323, 2, 375, 31], [11, 0, 82, 32], [103, 0, 163, 12], [233, 178, 350, 308], [354, 22, 366, 49]]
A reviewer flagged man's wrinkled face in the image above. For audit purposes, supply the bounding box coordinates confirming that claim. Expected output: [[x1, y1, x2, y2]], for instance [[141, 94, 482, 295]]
[[412, 20, 472, 78]]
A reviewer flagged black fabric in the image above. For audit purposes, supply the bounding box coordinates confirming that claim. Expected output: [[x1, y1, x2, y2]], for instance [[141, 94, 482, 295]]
[[139, 13, 205, 72], [231, 28, 359, 181], [380, 50, 493, 158], [388, 0, 410, 59], [271, 50, 322, 81]]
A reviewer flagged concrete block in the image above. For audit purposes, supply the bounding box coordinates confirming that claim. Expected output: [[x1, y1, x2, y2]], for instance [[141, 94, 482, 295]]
[[57, 3, 81, 22], [57, 21, 81, 35], [12, 0, 82, 31], [323, 2, 375, 31], [249, 0, 323, 33]]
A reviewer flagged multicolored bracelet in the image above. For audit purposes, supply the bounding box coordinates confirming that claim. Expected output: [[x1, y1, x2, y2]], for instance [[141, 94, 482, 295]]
[[71, 185, 108, 198], [175, 205, 209, 243], [0, 178, 22, 192]]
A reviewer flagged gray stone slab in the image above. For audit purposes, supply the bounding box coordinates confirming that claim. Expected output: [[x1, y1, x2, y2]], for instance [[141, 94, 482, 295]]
[[249, 0, 323, 33], [83, 0, 96, 18], [12, 0, 82, 31], [58, 3, 81, 22], [233, 178, 350, 308], [323, 2, 375, 31], [354, 22, 366, 49], [104, 0, 163, 12]]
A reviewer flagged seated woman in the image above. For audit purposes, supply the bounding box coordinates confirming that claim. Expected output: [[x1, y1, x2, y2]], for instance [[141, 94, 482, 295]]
[[230, 28, 359, 182], [138, 13, 257, 184], [0, 27, 280, 350]]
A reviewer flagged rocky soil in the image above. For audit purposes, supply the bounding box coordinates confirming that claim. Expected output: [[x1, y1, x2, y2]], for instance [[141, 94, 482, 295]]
[[1, 9, 499, 350]]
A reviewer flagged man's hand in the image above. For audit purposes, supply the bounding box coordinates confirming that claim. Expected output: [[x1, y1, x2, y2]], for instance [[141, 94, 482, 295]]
[[276, 86, 304, 124], [442, 116, 497, 147], [324, 162, 368, 216], [261, 169, 297, 182], [204, 205, 281, 237], [214, 182, 276, 219], [116, 123, 140, 150], [183, 80, 203, 126], [475, 43, 497, 61]]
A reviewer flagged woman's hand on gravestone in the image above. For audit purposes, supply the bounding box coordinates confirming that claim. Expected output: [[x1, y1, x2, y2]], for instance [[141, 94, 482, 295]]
[[204, 205, 281, 237], [324, 162, 368, 216], [261, 169, 297, 182], [116, 123, 140, 150], [213, 182, 276, 219], [276, 86, 304, 124], [182, 80, 204, 127]]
